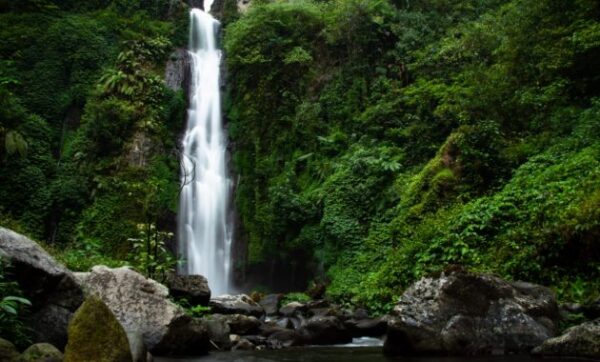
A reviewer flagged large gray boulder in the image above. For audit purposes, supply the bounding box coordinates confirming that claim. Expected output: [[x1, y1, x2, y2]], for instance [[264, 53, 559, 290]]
[[76, 265, 208, 356], [209, 294, 265, 317], [384, 269, 558, 356], [0, 227, 84, 349], [532, 319, 600, 359]]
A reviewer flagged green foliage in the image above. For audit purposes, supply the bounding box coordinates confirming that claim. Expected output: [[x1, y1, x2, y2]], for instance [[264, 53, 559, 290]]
[[0, 0, 183, 270], [226, 0, 600, 312], [173, 297, 212, 317], [130, 224, 177, 282], [1, 0, 599, 318], [281, 292, 311, 306], [0, 260, 31, 348]]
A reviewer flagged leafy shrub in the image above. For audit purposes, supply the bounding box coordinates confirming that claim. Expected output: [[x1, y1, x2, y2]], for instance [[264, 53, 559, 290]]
[[0, 260, 31, 348], [281, 292, 312, 305]]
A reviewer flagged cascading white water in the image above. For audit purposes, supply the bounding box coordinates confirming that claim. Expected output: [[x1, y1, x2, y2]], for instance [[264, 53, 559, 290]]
[[178, 2, 233, 296]]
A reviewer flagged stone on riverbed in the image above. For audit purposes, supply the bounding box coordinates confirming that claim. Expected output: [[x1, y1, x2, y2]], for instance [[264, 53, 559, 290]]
[[213, 313, 261, 335], [268, 329, 303, 348], [204, 316, 232, 350], [384, 269, 558, 356], [209, 294, 265, 317], [345, 317, 387, 337], [232, 338, 255, 351], [532, 319, 600, 359], [279, 302, 306, 317]]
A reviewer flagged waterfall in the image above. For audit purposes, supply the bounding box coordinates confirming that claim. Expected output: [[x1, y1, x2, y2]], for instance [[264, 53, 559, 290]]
[[178, 2, 233, 296]]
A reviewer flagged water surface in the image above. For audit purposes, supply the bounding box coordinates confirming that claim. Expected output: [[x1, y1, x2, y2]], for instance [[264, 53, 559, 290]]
[[157, 346, 576, 362]]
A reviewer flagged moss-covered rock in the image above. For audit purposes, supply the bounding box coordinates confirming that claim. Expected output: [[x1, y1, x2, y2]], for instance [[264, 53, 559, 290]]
[[0, 338, 20, 362], [64, 296, 132, 362], [21, 343, 63, 362]]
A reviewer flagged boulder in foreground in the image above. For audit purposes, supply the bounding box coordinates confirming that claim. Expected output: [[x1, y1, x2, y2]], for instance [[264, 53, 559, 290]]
[[384, 269, 558, 356], [64, 296, 132, 362], [0, 227, 84, 349], [76, 265, 208, 356]]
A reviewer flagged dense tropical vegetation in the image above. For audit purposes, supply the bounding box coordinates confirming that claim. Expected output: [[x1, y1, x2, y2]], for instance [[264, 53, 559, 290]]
[[225, 0, 600, 312], [0, 0, 598, 347]]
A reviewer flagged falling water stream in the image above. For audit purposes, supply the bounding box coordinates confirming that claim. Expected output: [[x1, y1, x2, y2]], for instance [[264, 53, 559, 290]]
[[178, 1, 232, 296]]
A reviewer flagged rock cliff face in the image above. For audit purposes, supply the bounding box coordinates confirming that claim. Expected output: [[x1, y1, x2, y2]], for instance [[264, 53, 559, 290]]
[[165, 48, 191, 92], [0, 227, 84, 349], [384, 269, 559, 356]]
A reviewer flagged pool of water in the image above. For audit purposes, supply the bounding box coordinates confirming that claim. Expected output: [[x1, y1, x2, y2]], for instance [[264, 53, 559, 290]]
[[156, 341, 576, 362]]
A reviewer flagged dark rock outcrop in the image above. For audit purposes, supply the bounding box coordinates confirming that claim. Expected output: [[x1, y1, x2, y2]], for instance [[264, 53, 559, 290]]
[[384, 269, 558, 356], [204, 316, 232, 350], [298, 316, 352, 345], [0, 227, 84, 349], [166, 274, 211, 306], [532, 319, 600, 359], [345, 318, 387, 337], [267, 329, 303, 348], [209, 294, 265, 317], [583, 298, 600, 319], [279, 302, 306, 317], [214, 313, 261, 335], [152, 317, 209, 356], [165, 49, 190, 92], [259, 294, 282, 316]]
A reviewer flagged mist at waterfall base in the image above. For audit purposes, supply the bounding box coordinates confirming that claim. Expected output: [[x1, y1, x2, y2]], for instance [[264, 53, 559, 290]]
[[178, 2, 233, 296]]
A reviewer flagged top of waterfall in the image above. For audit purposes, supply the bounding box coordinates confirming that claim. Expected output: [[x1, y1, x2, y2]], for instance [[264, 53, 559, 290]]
[[204, 0, 214, 13]]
